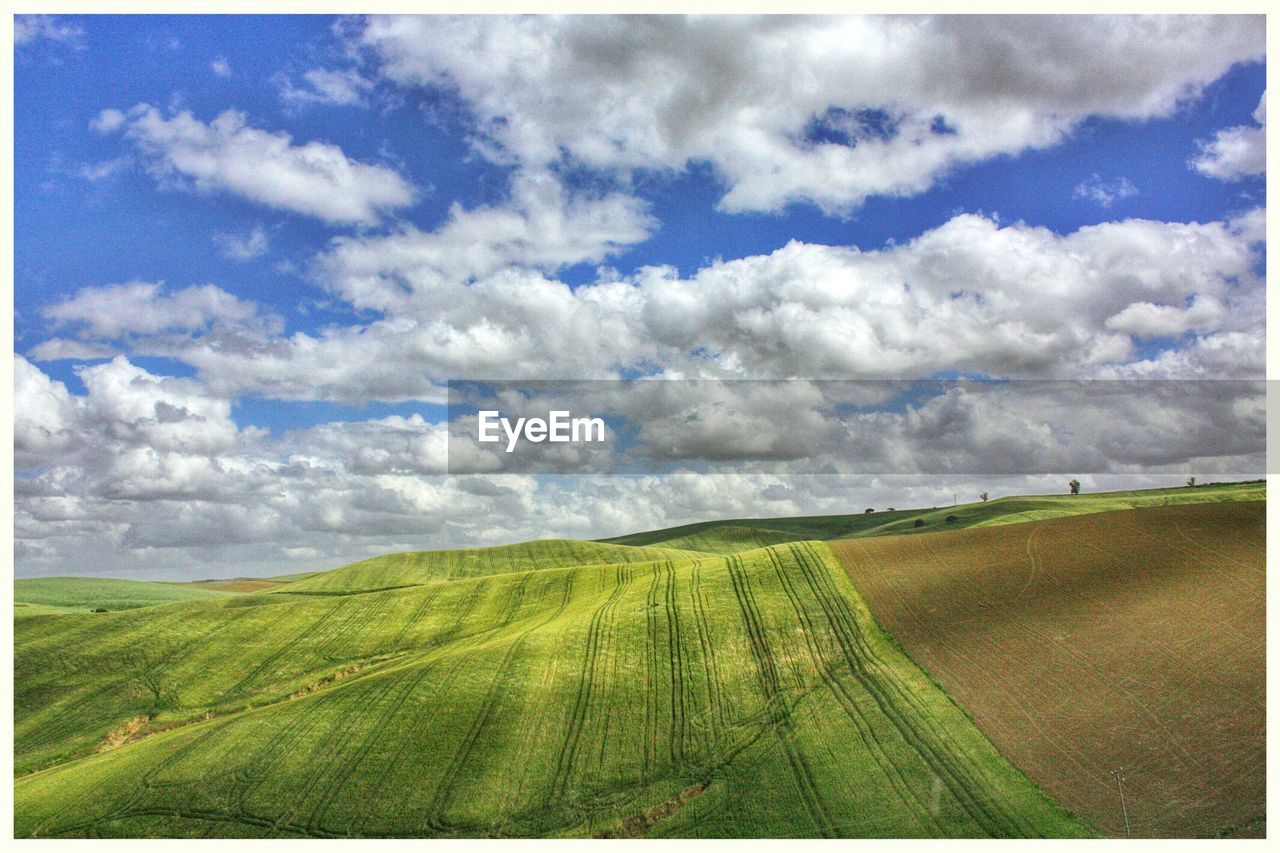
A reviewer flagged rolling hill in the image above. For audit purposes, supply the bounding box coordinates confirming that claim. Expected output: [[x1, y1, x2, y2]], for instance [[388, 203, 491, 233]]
[[601, 480, 1263, 552], [13, 482, 1264, 837], [14, 577, 237, 613], [277, 539, 702, 594], [15, 542, 1087, 838]]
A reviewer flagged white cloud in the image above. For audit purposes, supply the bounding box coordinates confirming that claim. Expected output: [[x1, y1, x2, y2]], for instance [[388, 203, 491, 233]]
[[27, 339, 118, 361], [302, 210, 1263, 393], [12, 357, 1260, 580], [279, 67, 372, 106], [1104, 295, 1225, 338], [78, 156, 131, 183], [43, 281, 274, 339], [1073, 174, 1138, 207], [359, 15, 1262, 214], [211, 57, 232, 78], [14, 356, 82, 459], [213, 224, 271, 261], [1191, 91, 1266, 181], [318, 169, 654, 314], [90, 109, 126, 134], [33, 204, 1256, 416], [95, 104, 417, 225], [15, 15, 84, 49]]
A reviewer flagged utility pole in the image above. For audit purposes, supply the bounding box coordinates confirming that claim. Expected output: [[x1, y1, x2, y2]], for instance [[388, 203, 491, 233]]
[[1111, 768, 1130, 838]]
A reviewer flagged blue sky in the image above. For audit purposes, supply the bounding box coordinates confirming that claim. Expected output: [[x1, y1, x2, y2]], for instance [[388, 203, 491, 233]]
[[12, 15, 1267, 578]]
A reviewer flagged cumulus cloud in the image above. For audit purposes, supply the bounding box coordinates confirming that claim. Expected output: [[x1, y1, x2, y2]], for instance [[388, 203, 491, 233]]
[[1073, 174, 1138, 207], [279, 67, 372, 106], [93, 104, 417, 225], [359, 15, 1262, 213], [292, 210, 1263, 396], [14, 356, 82, 460], [1191, 91, 1266, 181], [1103, 295, 1225, 338], [211, 57, 232, 78], [15, 15, 84, 49], [13, 357, 1260, 580], [35, 208, 1259, 411], [441, 378, 1262, 478], [318, 169, 655, 314], [78, 156, 131, 182], [27, 339, 118, 362], [213, 224, 271, 261], [43, 281, 275, 339]]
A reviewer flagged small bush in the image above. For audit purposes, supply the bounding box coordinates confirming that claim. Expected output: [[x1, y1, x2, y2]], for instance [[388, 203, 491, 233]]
[[945, 514, 959, 523], [913, 519, 925, 528]]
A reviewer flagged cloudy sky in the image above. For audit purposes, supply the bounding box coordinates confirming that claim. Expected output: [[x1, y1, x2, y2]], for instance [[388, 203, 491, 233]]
[[13, 15, 1266, 579]]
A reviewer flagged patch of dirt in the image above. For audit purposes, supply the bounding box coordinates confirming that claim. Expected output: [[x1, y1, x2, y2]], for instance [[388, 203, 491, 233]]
[[96, 715, 150, 753], [286, 657, 393, 701], [831, 501, 1265, 839], [593, 781, 709, 838]]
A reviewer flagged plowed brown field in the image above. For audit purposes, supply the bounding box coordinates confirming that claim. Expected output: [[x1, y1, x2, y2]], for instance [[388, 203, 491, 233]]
[[831, 501, 1264, 838]]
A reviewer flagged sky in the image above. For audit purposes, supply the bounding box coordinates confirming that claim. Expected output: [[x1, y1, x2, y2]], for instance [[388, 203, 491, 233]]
[[13, 14, 1267, 579]]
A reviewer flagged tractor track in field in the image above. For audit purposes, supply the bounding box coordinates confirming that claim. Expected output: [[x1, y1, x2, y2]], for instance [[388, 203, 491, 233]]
[[424, 572, 578, 835], [688, 559, 729, 752], [725, 552, 836, 838], [792, 543, 1035, 838], [763, 545, 944, 836], [546, 565, 634, 805]]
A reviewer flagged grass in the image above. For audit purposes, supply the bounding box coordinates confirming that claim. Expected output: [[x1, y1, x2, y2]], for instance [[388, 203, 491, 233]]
[[831, 500, 1265, 838], [276, 539, 702, 594], [601, 480, 1263, 552], [14, 577, 236, 613], [15, 542, 1086, 838], [13, 480, 1263, 837]]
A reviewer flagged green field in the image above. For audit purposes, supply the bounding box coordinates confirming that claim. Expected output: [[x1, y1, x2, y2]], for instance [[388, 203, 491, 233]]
[[13, 481, 1263, 837], [602, 480, 1263, 552], [14, 577, 236, 613], [280, 539, 702, 594], [16, 541, 1087, 837]]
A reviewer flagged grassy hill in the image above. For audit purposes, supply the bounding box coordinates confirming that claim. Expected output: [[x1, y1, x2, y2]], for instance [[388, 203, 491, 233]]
[[15, 541, 1087, 838], [832, 500, 1265, 838], [13, 482, 1264, 837], [602, 480, 1263, 552], [14, 577, 236, 613], [277, 539, 702, 594]]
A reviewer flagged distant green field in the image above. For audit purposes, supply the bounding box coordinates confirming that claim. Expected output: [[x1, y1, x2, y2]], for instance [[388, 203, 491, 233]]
[[602, 480, 1264, 553], [14, 577, 235, 613], [279, 539, 702, 594], [15, 542, 1086, 838]]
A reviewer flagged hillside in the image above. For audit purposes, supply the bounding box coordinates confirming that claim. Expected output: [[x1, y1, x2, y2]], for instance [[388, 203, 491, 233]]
[[15, 543, 1086, 838], [13, 484, 1264, 837], [14, 577, 236, 613], [601, 480, 1263, 553], [831, 501, 1265, 838], [277, 539, 703, 594]]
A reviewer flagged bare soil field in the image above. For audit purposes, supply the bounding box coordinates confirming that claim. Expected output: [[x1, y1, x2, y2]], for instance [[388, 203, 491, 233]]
[[831, 501, 1264, 838]]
